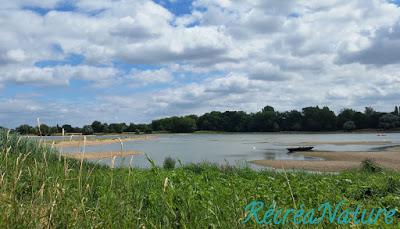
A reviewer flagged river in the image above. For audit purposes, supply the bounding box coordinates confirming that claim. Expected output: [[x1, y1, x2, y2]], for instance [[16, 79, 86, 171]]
[[50, 132, 400, 169]]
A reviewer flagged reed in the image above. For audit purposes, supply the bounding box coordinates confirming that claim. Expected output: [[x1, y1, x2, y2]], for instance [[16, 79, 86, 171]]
[[1, 130, 400, 228]]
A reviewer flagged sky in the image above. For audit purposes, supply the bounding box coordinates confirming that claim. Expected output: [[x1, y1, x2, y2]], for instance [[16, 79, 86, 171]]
[[1, 0, 400, 127]]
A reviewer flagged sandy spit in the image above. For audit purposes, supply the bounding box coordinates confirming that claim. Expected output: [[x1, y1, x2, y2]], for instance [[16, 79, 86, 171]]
[[53, 135, 156, 147], [61, 151, 142, 160], [252, 146, 400, 172], [290, 140, 392, 146]]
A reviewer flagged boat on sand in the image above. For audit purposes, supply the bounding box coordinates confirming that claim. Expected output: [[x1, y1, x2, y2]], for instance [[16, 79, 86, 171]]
[[287, 146, 314, 153]]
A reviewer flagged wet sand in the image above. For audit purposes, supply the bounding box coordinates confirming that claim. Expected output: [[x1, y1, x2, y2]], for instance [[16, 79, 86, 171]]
[[61, 151, 142, 160], [53, 135, 156, 147], [252, 146, 400, 172], [293, 140, 392, 146]]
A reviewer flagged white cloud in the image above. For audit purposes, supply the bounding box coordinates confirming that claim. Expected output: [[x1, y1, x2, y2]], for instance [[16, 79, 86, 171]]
[[2, 0, 63, 9], [0, 65, 120, 86], [130, 68, 173, 85], [1, 0, 400, 126]]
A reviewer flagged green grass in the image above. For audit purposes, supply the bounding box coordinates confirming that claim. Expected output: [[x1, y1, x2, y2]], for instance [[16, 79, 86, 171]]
[[1, 130, 400, 228]]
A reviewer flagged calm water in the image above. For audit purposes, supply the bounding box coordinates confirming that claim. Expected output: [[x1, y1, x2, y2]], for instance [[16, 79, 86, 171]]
[[52, 133, 400, 169]]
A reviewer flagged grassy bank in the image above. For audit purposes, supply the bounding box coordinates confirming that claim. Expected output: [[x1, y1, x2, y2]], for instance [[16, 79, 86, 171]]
[[1, 130, 399, 228]]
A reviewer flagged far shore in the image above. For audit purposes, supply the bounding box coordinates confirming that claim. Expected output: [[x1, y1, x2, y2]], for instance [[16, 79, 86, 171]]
[[252, 146, 400, 172], [21, 128, 400, 138], [191, 129, 400, 134]]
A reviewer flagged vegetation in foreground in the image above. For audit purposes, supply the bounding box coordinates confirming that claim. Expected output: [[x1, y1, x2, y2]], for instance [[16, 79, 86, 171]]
[[1, 130, 400, 228]]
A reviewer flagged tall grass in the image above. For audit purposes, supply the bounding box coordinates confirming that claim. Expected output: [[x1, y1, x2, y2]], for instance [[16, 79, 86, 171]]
[[0, 130, 399, 228]]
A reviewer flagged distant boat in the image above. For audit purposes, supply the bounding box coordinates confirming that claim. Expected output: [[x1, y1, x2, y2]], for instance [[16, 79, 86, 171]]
[[287, 146, 314, 153]]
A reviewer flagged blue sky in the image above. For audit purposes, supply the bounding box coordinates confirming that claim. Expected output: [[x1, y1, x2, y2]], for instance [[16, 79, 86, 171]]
[[154, 0, 193, 15], [1, 0, 400, 127]]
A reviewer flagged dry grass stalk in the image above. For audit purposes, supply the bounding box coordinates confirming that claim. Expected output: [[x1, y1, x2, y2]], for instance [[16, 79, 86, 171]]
[[163, 177, 169, 192], [37, 118, 42, 136], [111, 156, 117, 169], [281, 164, 297, 209]]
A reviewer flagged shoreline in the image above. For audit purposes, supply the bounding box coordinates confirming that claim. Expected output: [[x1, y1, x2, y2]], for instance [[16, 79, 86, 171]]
[[252, 146, 400, 172], [290, 140, 393, 146], [193, 130, 400, 134], [50, 135, 157, 147], [61, 150, 142, 160], [21, 129, 400, 138]]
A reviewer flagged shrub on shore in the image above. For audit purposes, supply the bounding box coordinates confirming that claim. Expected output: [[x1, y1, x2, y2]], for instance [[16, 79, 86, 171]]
[[361, 159, 383, 173], [163, 156, 176, 169]]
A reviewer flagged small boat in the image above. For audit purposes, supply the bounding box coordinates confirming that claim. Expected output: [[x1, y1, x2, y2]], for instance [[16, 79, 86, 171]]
[[287, 146, 314, 153]]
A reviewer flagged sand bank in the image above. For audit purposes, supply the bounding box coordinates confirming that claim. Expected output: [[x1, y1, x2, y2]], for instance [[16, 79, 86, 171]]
[[294, 140, 392, 146], [252, 146, 400, 172], [53, 135, 156, 147], [61, 150, 142, 160]]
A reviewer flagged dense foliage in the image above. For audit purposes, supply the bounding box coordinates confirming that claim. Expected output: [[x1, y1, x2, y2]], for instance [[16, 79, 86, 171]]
[[11, 105, 400, 135], [0, 130, 400, 228], [151, 106, 400, 133]]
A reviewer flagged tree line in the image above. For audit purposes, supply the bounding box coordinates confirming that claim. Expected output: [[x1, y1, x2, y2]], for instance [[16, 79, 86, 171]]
[[8, 105, 400, 135], [13, 122, 152, 136]]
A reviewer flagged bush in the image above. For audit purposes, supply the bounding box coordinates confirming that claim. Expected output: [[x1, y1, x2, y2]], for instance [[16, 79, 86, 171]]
[[163, 156, 176, 169], [361, 159, 382, 173], [343, 121, 356, 131]]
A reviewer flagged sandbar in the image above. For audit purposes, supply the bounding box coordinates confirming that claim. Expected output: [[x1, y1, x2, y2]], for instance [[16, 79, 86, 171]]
[[53, 135, 156, 147], [61, 150, 142, 160], [295, 140, 392, 146], [252, 146, 400, 172]]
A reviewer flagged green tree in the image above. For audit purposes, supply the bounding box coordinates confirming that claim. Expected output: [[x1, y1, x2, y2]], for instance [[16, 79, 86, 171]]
[[143, 126, 153, 134], [379, 114, 400, 129], [82, 125, 94, 135], [49, 126, 59, 135], [170, 117, 197, 133], [62, 124, 74, 133], [302, 106, 336, 131], [91, 121, 104, 133], [279, 110, 302, 131], [337, 109, 356, 129], [102, 123, 109, 133], [37, 124, 50, 136], [16, 124, 35, 135], [262, 105, 275, 113], [197, 111, 224, 131], [343, 121, 356, 131], [135, 124, 152, 133], [364, 107, 381, 128], [108, 123, 127, 133], [73, 127, 82, 133], [248, 109, 280, 132], [126, 123, 137, 132], [219, 111, 249, 132]]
